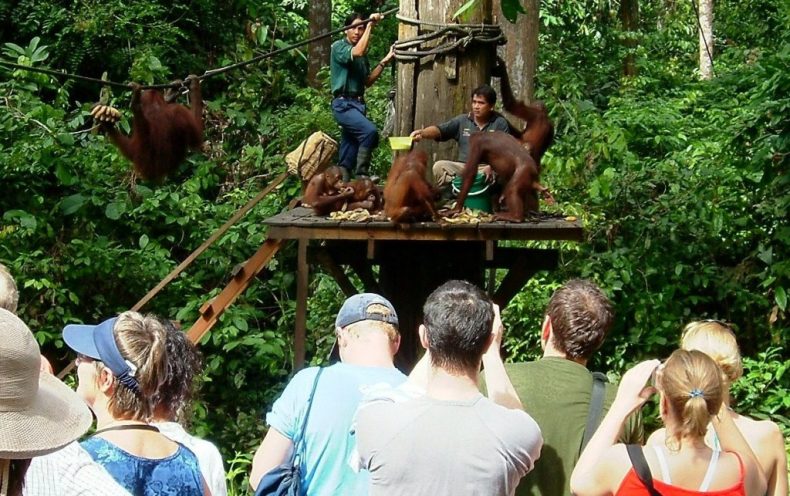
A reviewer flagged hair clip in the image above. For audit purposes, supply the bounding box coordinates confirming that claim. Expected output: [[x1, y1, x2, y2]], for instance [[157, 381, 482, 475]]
[[689, 388, 704, 399]]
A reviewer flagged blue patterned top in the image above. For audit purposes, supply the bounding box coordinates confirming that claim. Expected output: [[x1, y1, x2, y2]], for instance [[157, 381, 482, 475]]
[[82, 437, 204, 496]]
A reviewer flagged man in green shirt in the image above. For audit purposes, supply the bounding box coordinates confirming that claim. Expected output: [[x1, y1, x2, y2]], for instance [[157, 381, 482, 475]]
[[505, 279, 643, 496], [330, 12, 394, 180]]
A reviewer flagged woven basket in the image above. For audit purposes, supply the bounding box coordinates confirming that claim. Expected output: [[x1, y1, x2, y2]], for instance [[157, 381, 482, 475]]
[[285, 131, 338, 181]]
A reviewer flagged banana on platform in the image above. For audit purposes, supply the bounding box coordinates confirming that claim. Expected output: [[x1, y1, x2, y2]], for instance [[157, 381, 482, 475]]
[[441, 208, 494, 224]]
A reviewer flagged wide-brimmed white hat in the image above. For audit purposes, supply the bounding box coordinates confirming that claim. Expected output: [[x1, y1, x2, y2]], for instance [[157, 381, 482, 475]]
[[0, 309, 92, 459]]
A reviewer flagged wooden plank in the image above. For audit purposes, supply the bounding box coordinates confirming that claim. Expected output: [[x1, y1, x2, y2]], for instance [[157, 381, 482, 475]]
[[267, 224, 583, 242], [294, 239, 309, 370], [186, 238, 284, 344]]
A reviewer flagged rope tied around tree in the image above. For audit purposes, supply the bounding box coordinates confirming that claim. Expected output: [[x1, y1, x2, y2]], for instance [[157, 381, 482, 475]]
[[392, 14, 506, 62]]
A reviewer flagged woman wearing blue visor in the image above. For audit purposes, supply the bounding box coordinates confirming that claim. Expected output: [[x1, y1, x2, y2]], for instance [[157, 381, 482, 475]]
[[63, 311, 209, 495]]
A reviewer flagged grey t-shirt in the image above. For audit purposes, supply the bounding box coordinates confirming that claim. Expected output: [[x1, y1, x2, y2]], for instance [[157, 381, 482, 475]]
[[436, 112, 512, 161], [356, 393, 543, 496]]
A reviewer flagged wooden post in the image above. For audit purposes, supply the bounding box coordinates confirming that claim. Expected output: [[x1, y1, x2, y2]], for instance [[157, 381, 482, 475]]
[[294, 238, 309, 370], [377, 240, 485, 370], [396, 0, 495, 165]]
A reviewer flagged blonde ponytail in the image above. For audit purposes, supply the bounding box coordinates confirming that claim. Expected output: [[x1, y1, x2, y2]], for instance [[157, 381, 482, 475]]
[[659, 349, 723, 440]]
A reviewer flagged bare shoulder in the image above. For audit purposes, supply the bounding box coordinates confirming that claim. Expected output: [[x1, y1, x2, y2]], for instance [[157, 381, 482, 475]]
[[735, 415, 785, 449]]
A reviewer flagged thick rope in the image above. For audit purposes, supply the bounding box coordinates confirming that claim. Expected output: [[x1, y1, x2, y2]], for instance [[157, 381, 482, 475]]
[[0, 7, 399, 91], [392, 14, 505, 62]]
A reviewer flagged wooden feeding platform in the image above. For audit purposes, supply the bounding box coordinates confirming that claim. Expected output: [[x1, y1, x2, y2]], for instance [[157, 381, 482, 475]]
[[263, 207, 583, 370]]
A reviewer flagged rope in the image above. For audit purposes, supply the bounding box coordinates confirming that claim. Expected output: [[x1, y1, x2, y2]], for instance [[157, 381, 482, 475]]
[[201, 7, 398, 79], [392, 14, 504, 62], [0, 7, 399, 91]]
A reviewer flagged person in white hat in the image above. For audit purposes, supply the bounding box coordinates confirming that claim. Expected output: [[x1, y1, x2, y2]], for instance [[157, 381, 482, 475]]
[[0, 308, 91, 495]]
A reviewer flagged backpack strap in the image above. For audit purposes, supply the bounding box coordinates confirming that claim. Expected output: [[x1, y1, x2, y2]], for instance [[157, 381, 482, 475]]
[[292, 368, 324, 459], [581, 371, 608, 451], [626, 444, 663, 496]]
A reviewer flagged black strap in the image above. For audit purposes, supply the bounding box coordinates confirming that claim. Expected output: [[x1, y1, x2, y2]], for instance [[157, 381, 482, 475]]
[[92, 424, 160, 436], [581, 371, 608, 451], [626, 444, 663, 496], [292, 368, 323, 457]]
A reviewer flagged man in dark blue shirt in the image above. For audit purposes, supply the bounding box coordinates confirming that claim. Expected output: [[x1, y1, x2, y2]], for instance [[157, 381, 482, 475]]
[[410, 84, 511, 189]]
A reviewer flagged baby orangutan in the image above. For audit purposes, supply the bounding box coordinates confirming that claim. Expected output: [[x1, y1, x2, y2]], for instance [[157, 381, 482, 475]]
[[347, 177, 382, 212]]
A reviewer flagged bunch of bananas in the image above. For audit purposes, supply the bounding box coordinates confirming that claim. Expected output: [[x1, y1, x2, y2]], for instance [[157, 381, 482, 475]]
[[90, 104, 121, 123], [329, 208, 384, 222]]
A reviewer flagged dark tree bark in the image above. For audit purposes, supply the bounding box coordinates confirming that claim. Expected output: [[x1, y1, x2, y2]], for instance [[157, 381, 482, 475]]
[[308, 0, 332, 88], [619, 0, 639, 77], [495, 0, 538, 129]]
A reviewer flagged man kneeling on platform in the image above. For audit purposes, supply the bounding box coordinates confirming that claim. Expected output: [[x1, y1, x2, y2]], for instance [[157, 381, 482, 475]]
[[409, 84, 511, 194]]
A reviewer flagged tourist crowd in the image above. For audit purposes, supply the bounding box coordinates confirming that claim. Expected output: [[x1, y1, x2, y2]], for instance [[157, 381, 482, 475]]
[[0, 263, 785, 496]]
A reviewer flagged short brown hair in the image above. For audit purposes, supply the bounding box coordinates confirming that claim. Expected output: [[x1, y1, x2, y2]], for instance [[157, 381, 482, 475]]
[[546, 279, 614, 360]]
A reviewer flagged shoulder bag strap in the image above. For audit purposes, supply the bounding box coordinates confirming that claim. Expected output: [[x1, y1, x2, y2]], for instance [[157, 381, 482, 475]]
[[626, 444, 663, 496], [580, 371, 608, 451], [292, 367, 324, 457]]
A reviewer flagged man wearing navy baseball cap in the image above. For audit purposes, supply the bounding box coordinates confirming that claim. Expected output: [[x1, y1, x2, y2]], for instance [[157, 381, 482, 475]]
[[251, 293, 407, 495]]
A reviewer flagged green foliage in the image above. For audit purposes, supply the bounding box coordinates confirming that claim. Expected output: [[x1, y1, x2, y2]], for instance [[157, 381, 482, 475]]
[[732, 348, 790, 432], [2, 0, 789, 488]]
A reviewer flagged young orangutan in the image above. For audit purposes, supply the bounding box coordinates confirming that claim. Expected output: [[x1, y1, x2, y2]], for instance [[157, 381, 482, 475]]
[[383, 150, 439, 223], [303, 165, 354, 215], [347, 177, 382, 212], [449, 131, 554, 223], [90, 76, 203, 182]]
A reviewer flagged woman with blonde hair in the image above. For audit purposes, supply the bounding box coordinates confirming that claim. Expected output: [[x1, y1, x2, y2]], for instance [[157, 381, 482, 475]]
[[648, 320, 788, 496], [570, 350, 765, 496], [63, 311, 209, 495]]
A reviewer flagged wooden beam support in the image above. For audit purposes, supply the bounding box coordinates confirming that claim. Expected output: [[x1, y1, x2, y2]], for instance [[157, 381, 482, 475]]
[[187, 238, 284, 344], [311, 247, 358, 297], [132, 172, 288, 312], [491, 249, 559, 308], [294, 239, 309, 370]]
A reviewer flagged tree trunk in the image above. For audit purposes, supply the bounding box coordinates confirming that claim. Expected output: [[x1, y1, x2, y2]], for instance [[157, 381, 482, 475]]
[[697, 0, 714, 80], [307, 0, 332, 88], [395, 0, 494, 165], [494, 0, 538, 130], [619, 0, 639, 77]]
